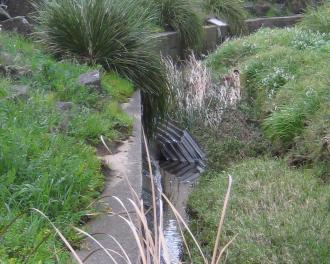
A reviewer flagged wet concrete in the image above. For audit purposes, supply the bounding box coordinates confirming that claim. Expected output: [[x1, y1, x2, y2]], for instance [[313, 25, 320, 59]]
[[142, 161, 199, 264], [78, 91, 142, 264], [161, 168, 198, 264]]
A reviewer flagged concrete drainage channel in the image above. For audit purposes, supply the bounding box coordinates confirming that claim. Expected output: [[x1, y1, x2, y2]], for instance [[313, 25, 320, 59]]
[[77, 88, 206, 263], [142, 122, 206, 263]]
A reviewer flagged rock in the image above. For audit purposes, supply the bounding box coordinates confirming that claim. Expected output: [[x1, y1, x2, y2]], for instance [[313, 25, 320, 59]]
[[288, 154, 310, 168], [54, 102, 74, 132], [0, 16, 33, 37], [0, 52, 14, 65], [6, 0, 35, 20], [0, 64, 32, 80], [321, 135, 330, 158], [78, 71, 101, 92], [56, 101, 74, 112], [0, 6, 11, 21], [7, 85, 30, 101]]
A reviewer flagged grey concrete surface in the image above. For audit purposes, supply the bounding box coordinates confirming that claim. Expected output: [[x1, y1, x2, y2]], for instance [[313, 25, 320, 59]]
[[155, 25, 222, 60], [246, 14, 304, 32], [77, 91, 142, 264], [154, 15, 303, 61]]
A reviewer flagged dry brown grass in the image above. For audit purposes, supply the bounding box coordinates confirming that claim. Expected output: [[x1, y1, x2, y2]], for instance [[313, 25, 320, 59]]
[[164, 54, 241, 128]]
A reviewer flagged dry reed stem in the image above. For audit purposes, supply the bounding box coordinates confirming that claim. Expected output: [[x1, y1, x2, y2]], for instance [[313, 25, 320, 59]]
[[211, 175, 233, 264], [31, 208, 84, 264]]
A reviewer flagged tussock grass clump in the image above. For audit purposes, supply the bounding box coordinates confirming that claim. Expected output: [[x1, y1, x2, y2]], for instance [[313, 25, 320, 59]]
[[35, 0, 169, 132], [263, 92, 322, 145], [148, 0, 204, 51], [202, 0, 247, 34], [164, 54, 241, 128]]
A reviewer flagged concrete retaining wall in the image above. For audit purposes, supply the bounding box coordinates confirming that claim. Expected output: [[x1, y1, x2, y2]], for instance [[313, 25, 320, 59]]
[[78, 90, 142, 263], [6, 3, 302, 60], [155, 25, 222, 59], [155, 15, 303, 60], [245, 15, 303, 32]]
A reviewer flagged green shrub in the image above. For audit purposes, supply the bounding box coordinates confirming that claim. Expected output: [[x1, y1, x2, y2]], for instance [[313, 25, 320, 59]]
[[187, 158, 330, 263], [299, 2, 330, 33], [35, 0, 169, 133]]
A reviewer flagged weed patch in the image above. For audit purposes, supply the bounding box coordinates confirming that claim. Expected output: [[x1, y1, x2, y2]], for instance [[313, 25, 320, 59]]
[[0, 32, 133, 263]]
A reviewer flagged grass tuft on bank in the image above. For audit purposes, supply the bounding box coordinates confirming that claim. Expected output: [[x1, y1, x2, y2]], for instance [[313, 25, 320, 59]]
[[0, 32, 133, 263], [188, 159, 330, 263]]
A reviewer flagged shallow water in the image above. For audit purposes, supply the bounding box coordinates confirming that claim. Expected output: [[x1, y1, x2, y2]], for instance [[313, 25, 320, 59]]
[[161, 169, 197, 263], [142, 160, 198, 263]]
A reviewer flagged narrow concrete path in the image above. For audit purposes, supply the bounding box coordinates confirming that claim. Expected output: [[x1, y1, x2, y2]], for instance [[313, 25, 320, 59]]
[[78, 91, 142, 264]]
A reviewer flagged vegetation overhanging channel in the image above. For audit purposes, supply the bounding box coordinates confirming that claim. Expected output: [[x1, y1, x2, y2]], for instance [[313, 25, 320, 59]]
[[0, 0, 329, 263]]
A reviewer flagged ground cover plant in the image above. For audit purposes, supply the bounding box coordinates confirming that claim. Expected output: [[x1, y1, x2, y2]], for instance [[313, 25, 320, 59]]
[[0, 32, 133, 263], [185, 2, 330, 262], [188, 159, 330, 263]]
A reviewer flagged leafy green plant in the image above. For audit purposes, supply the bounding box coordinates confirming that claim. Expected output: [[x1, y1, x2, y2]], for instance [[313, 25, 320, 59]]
[[35, 0, 169, 133], [291, 28, 327, 50]]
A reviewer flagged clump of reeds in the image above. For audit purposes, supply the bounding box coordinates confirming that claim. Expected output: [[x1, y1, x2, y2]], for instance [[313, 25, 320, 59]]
[[164, 54, 241, 128]]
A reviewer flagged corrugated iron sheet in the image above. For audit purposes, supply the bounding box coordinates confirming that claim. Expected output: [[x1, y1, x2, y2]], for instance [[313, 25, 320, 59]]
[[157, 121, 206, 178]]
